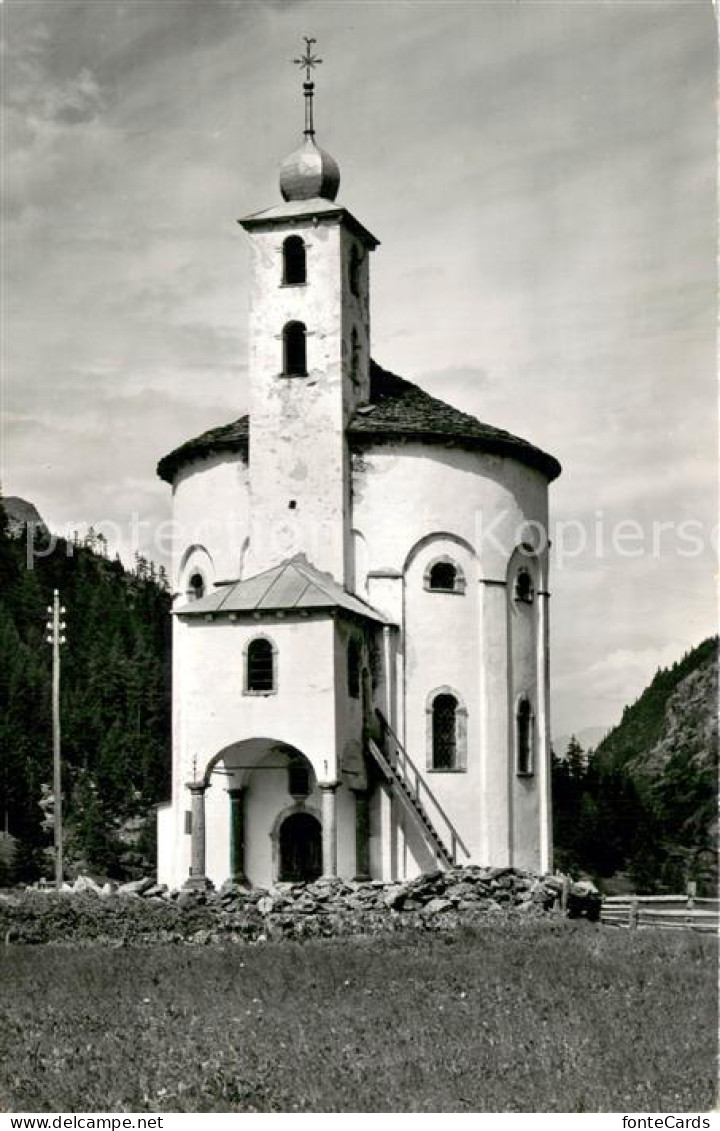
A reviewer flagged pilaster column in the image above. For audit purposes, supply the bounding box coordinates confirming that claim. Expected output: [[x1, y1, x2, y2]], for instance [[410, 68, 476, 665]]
[[353, 789, 371, 881], [184, 781, 212, 890], [320, 783, 338, 878], [479, 578, 511, 865], [228, 787, 246, 885], [537, 589, 552, 874], [382, 625, 394, 727]]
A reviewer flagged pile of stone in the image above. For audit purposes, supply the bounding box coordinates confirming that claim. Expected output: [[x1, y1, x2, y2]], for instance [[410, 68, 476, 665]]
[[220, 866, 600, 920], [9, 866, 599, 945], [55, 865, 601, 919], [225, 866, 558, 918]]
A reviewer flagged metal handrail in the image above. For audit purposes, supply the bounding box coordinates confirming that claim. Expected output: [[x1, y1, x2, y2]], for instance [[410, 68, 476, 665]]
[[366, 737, 451, 865], [375, 710, 470, 861]]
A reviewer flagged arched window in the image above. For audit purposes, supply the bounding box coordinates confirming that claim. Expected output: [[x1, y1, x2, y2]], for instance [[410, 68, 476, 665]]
[[245, 637, 276, 693], [282, 236, 306, 286], [349, 244, 361, 296], [426, 687, 468, 771], [514, 569, 534, 604], [429, 562, 457, 591], [282, 321, 307, 377], [425, 558, 466, 594], [187, 572, 205, 601], [347, 637, 361, 699], [516, 696, 534, 775], [432, 693, 458, 769], [287, 754, 310, 798]]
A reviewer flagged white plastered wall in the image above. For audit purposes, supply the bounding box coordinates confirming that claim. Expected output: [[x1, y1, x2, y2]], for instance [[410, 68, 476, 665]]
[[351, 441, 552, 875]]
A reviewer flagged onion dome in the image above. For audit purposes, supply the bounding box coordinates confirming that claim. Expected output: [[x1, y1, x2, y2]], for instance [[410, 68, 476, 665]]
[[279, 136, 340, 202], [279, 37, 340, 202]]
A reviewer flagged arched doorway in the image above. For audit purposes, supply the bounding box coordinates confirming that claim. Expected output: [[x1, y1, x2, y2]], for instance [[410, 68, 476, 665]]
[[278, 811, 322, 882]]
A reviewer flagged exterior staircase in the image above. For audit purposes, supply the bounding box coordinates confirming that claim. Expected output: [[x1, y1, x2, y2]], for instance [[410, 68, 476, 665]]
[[367, 710, 470, 867]]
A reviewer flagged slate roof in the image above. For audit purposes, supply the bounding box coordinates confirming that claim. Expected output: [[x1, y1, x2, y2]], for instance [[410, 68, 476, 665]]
[[351, 364, 561, 479], [174, 553, 391, 624], [157, 417, 249, 483], [157, 360, 561, 483]]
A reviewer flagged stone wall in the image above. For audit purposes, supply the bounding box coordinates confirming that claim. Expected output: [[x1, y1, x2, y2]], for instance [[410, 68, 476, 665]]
[[2, 867, 601, 946]]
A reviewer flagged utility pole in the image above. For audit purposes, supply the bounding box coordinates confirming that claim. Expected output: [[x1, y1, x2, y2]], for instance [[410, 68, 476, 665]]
[[45, 590, 66, 889]]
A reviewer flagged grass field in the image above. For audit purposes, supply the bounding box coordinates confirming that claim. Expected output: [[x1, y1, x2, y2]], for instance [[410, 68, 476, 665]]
[[0, 918, 716, 1113]]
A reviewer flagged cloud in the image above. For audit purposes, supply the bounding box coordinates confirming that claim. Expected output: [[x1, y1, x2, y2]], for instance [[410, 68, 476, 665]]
[[39, 67, 106, 125], [553, 641, 693, 736]]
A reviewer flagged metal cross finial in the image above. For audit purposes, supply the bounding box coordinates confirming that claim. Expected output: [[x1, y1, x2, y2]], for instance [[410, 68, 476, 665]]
[[292, 37, 323, 138], [293, 36, 322, 83]]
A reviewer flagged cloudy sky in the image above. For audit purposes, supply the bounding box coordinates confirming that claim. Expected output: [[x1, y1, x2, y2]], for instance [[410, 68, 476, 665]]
[[3, 0, 716, 738]]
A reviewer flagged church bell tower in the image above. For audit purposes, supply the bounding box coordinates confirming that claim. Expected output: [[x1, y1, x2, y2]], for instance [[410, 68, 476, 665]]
[[239, 39, 380, 584]]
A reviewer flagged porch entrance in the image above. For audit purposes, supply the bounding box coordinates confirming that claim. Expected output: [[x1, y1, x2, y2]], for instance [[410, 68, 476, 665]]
[[278, 811, 322, 882]]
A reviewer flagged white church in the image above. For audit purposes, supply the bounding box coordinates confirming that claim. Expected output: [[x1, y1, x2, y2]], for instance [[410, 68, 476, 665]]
[[156, 43, 561, 891]]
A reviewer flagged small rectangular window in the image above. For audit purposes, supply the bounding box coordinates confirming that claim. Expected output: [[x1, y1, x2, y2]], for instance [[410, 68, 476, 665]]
[[288, 763, 310, 797], [516, 698, 534, 775], [347, 638, 361, 699]]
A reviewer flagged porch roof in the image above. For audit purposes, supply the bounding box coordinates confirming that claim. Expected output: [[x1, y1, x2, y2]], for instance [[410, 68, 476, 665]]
[[174, 553, 393, 625]]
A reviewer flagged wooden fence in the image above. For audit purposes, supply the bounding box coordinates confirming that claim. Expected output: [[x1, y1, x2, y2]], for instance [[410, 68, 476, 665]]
[[601, 886, 718, 934]]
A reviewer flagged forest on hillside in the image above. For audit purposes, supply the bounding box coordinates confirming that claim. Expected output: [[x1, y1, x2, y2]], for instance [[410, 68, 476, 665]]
[[552, 636, 718, 895], [0, 498, 171, 881]]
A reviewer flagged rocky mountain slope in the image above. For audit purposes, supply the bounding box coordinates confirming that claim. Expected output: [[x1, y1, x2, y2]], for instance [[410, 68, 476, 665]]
[[3, 496, 47, 536], [554, 637, 718, 892]]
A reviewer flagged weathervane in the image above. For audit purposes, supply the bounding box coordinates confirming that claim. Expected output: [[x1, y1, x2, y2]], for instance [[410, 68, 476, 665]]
[[292, 36, 323, 139]]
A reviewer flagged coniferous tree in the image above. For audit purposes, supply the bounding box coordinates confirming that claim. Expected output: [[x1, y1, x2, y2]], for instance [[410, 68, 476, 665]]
[[0, 494, 171, 881], [553, 640, 717, 893]]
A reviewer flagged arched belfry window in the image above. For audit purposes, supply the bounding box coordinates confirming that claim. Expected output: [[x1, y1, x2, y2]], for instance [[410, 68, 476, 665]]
[[516, 696, 534, 775], [425, 557, 466, 594], [282, 236, 306, 286], [514, 569, 535, 604], [426, 688, 468, 771], [245, 636, 277, 694], [187, 572, 205, 601], [282, 321, 307, 377]]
